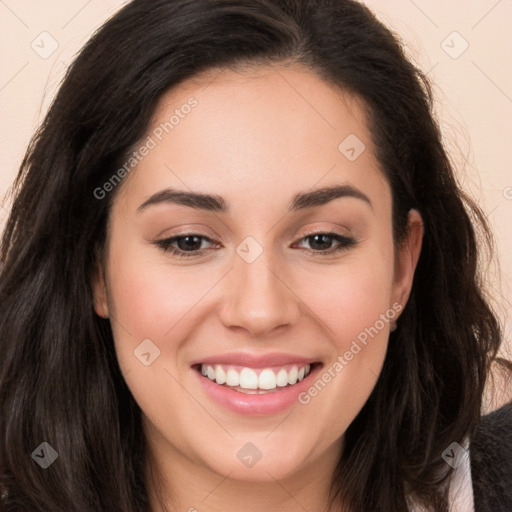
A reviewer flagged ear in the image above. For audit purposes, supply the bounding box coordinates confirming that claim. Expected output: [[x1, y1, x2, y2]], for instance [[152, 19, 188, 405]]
[[391, 209, 423, 311], [92, 262, 110, 319]]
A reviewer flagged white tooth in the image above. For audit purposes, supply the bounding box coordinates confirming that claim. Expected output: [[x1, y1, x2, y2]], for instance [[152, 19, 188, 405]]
[[297, 367, 305, 381], [239, 368, 258, 389], [237, 388, 265, 395], [288, 366, 298, 385], [201, 365, 208, 376], [215, 365, 226, 385], [258, 369, 277, 390], [305, 364, 311, 376], [207, 365, 215, 380], [226, 368, 240, 387], [276, 368, 289, 387]]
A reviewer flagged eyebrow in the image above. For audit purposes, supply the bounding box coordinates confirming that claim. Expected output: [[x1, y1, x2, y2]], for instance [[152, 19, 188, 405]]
[[137, 184, 372, 213]]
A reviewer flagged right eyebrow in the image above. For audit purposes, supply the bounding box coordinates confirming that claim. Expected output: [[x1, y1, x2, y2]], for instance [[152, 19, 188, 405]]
[[137, 188, 227, 213]]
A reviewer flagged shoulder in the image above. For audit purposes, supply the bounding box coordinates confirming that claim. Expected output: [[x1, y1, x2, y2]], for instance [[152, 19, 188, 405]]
[[470, 400, 512, 512]]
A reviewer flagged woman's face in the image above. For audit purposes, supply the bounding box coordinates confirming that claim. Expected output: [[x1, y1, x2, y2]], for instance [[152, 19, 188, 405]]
[[93, 64, 422, 485]]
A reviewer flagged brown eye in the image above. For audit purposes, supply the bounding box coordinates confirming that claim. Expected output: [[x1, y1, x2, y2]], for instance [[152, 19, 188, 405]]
[[294, 232, 357, 255], [155, 234, 216, 258]]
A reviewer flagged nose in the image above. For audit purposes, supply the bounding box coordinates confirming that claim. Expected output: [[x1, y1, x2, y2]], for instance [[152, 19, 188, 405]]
[[218, 246, 302, 337]]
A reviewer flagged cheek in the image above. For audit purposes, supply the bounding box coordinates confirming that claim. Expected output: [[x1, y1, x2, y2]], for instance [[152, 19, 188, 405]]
[[103, 229, 223, 382], [109, 262, 208, 336], [292, 244, 395, 424], [106, 229, 221, 338], [104, 248, 214, 442], [297, 247, 395, 348]]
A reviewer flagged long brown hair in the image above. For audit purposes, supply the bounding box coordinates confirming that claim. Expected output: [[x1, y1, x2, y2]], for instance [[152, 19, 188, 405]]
[[0, 0, 505, 510]]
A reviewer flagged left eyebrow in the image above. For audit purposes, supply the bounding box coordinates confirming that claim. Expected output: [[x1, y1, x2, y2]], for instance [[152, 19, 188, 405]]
[[289, 184, 373, 211], [136, 183, 373, 214]]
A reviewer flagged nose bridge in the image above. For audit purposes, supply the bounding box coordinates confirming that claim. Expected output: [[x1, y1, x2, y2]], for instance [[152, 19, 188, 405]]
[[220, 237, 300, 335]]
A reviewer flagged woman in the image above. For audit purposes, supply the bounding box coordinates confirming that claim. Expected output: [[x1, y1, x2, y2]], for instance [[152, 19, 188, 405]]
[[0, 0, 510, 510]]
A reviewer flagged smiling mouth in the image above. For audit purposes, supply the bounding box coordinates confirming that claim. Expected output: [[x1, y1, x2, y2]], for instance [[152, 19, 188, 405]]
[[193, 363, 321, 394]]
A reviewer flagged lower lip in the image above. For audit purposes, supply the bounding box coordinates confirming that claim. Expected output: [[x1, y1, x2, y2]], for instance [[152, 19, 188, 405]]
[[194, 365, 322, 416]]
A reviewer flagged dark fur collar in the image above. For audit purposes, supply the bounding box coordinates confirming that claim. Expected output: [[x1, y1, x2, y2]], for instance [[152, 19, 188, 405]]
[[470, 401, 512, 511]]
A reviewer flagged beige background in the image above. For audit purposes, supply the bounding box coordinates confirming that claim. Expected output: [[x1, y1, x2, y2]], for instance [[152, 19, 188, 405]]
[[1, 0, 511, 358]]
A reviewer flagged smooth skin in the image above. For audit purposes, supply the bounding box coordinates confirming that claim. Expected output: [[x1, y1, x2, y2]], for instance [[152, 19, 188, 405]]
[[93, 63, 423, 512]]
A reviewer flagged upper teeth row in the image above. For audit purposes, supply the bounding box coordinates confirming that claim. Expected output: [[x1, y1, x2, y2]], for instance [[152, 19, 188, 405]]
[[200, 364, 311, 390]]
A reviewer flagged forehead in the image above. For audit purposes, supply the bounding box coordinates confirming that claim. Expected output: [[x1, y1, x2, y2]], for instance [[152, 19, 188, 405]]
[[114, 63, 389, 213]]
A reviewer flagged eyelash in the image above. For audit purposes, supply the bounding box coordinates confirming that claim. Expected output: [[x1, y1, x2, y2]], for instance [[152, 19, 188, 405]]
[[154, 231, 357, 259]]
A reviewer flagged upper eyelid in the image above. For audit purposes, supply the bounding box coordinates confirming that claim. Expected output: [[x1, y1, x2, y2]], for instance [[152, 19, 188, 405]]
[[154, 218, 354, 241]]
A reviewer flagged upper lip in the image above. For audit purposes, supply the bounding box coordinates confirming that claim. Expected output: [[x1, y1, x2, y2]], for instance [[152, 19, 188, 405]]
[[190, 352, 319, 368]]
